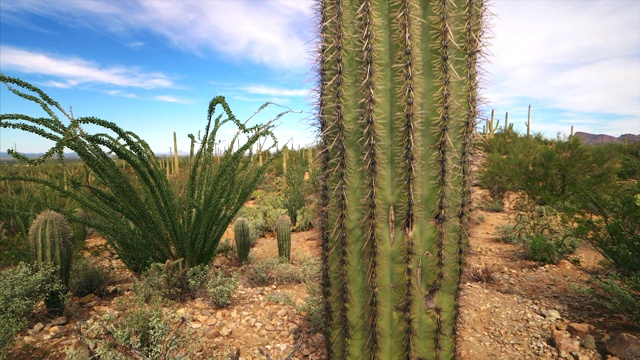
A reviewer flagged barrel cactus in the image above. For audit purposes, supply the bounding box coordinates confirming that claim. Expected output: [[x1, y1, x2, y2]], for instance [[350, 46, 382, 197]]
[[275, 215, 291, 262], [318, 0, 486, 358], [234, 217, 251, 263], [71, 207, 88, 250], [29, 210, 72, 314]]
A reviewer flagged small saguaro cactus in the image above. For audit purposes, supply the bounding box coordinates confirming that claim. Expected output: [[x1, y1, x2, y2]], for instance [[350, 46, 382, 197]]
[[234, 217, 251, 263], [275, 215, 291, 262], [29, 210, 72, 314]]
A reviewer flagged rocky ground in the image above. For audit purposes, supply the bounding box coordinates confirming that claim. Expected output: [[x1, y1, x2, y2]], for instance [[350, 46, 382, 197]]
[[5, 188, 640, 359]]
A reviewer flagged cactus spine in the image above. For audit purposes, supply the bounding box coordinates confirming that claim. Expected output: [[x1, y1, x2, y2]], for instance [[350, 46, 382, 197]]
[[275, 215, 291, 262], [318, 0, 485, 358], [234, 217, 251, 263], [29, 210, 72, 314]]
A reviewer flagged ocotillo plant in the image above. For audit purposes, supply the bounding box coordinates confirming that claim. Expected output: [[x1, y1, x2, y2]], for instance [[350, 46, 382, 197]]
[[318, 0, 486, 359], [29, 210, 72, 314], [234, 217, 251, 263], [275, 215, 291, 262]]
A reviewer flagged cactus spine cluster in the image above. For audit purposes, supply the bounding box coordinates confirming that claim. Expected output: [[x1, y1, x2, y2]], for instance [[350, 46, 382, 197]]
[[29, 210, 72, 314], [234, 217, 251, 263], [275, 215, 291, 262], [318, 0, 486, 358]]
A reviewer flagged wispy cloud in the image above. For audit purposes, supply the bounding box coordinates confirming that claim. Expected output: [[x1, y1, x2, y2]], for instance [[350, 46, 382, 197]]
[[154, 95, 192, 104], [1, 0, 315, 71], [240, 85, 310, 97], [486, 0, 640, 134], [0, 45, 174, 89]]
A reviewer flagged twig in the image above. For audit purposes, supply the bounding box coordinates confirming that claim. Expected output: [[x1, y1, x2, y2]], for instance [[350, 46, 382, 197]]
[[161, 317, 186, 360], [258, 347, 273, 360]]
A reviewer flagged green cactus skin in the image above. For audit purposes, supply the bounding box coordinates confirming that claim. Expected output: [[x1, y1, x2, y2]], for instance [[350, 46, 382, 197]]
[[71, 208, 88, 249], [234, 217, 251, 263], [29, 210, 72, 314], [275, 215, 291, 262], [318, 0, 486, 358]]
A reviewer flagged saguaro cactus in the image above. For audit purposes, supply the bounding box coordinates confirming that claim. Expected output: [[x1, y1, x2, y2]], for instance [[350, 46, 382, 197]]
[[234, 217, 251, 263], [318, 0, 486, 359], [29, 210, 72, 314], [275, 215, 291, 262]]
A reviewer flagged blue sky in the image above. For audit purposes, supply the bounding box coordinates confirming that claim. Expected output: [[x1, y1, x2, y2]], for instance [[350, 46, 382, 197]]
[[1, 0, 638, 154]]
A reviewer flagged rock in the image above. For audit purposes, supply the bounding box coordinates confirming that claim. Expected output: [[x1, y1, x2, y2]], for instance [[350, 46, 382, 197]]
[[543, 309, 562, 320], [50, 316, 67, 326], [277, 309, 287, 317], [49, 325, 66, 338], [568, 323, 594, 339], [573, 352, 592, 360], [206, 328, 220, 339], [79, 294, 95, 304], [220, 327, 232, 337], [552, 329, 580, 354], [189, 321, 202, 329], [265, 324, 276, 331], [606, 333, 640, 360], [206, 317, 217, 326], [557, 259, 573, 269], [557, 322, 568, 331], [583, 335, 596, 351], [31, 322, 45, 333]]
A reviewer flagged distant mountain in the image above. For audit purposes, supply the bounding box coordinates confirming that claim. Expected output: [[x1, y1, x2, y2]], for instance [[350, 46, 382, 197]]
[[574, 132, 640, 145], [0, 152, 80, 160]]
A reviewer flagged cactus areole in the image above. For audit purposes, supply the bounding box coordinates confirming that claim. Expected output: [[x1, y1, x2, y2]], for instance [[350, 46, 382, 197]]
[[317, 0, 485, 359]]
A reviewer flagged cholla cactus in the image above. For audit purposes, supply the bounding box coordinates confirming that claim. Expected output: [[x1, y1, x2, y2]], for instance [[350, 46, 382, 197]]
[[317, 0, 487, 358]]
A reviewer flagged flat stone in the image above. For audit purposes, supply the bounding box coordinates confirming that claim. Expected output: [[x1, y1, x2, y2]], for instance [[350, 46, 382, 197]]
[[189, 321, 202, 329], [543, 309, 562, 320], [206, 317, 217, 326], [606, 333, 640, 360], [568, 323, 594, 339], [50, 316, 67, 326], [31, 322, 45, 333], [552, 329, 580, 354], [79, 294, 95, 304], [220, 327, 232, 337]]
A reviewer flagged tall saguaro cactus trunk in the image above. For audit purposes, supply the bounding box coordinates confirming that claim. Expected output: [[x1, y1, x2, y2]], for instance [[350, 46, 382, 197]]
[[317, 0, 486, 359]]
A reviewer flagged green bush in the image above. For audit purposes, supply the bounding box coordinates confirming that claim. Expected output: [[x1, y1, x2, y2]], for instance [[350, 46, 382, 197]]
[[206, 272, 238, 307], [595, 272, 640, 323], [525, 233, 577, 264], [69, 257, 112, 297], [133, 261, 210, 302], [68, 296, 193, 360], [0, 263, 65, 356], [570, 181, 640, 274]]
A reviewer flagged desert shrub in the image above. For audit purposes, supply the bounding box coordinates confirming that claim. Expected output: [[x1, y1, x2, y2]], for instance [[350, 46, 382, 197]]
[[595, 272, 640, 324], [1, 74, 289, 274], [478, 197, 504, 212], [261, 207, 288, 234], [273, 261, 302, 284], [0, 263, 65, 356], [134, 261, 210, 302], [247, 258, 278, 286], [525, 233, 577, 264], [68, 296, 193, 360], [69, 257, 112, 297], [492, 224, 520, 244], [207, 272, 239, 307], [570, 181, 640, 274], [266, 292, 294, 306], [480, 134, 617, 206]]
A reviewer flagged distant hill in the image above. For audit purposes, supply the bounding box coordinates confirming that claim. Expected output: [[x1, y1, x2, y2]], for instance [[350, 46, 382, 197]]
[[574, 132, 640, 145], [0, 152, 80, 160]]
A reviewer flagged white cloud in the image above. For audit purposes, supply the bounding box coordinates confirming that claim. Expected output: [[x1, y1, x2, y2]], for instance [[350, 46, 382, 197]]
[[240, 85, 310, 97], [485, 0, 640, 134], [0, 0, 315, 71], [0, 45, 174, 89], [154, 95, 192, 104]]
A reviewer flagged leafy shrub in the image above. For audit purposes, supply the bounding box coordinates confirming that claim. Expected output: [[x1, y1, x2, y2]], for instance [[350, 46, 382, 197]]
[[133, 261, 210, 302], [492, 224, 520, 244], [595, 272, 640, 324], [525, 233, 576, 264], [68, 296, 193, 360], [247, 258, 277, 286], [478, 197, 504, 213], [69, 257, 112, 297], [570, 181, 640, 274], [207, 273, 239, 307], [0, 263, 65, 355]]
